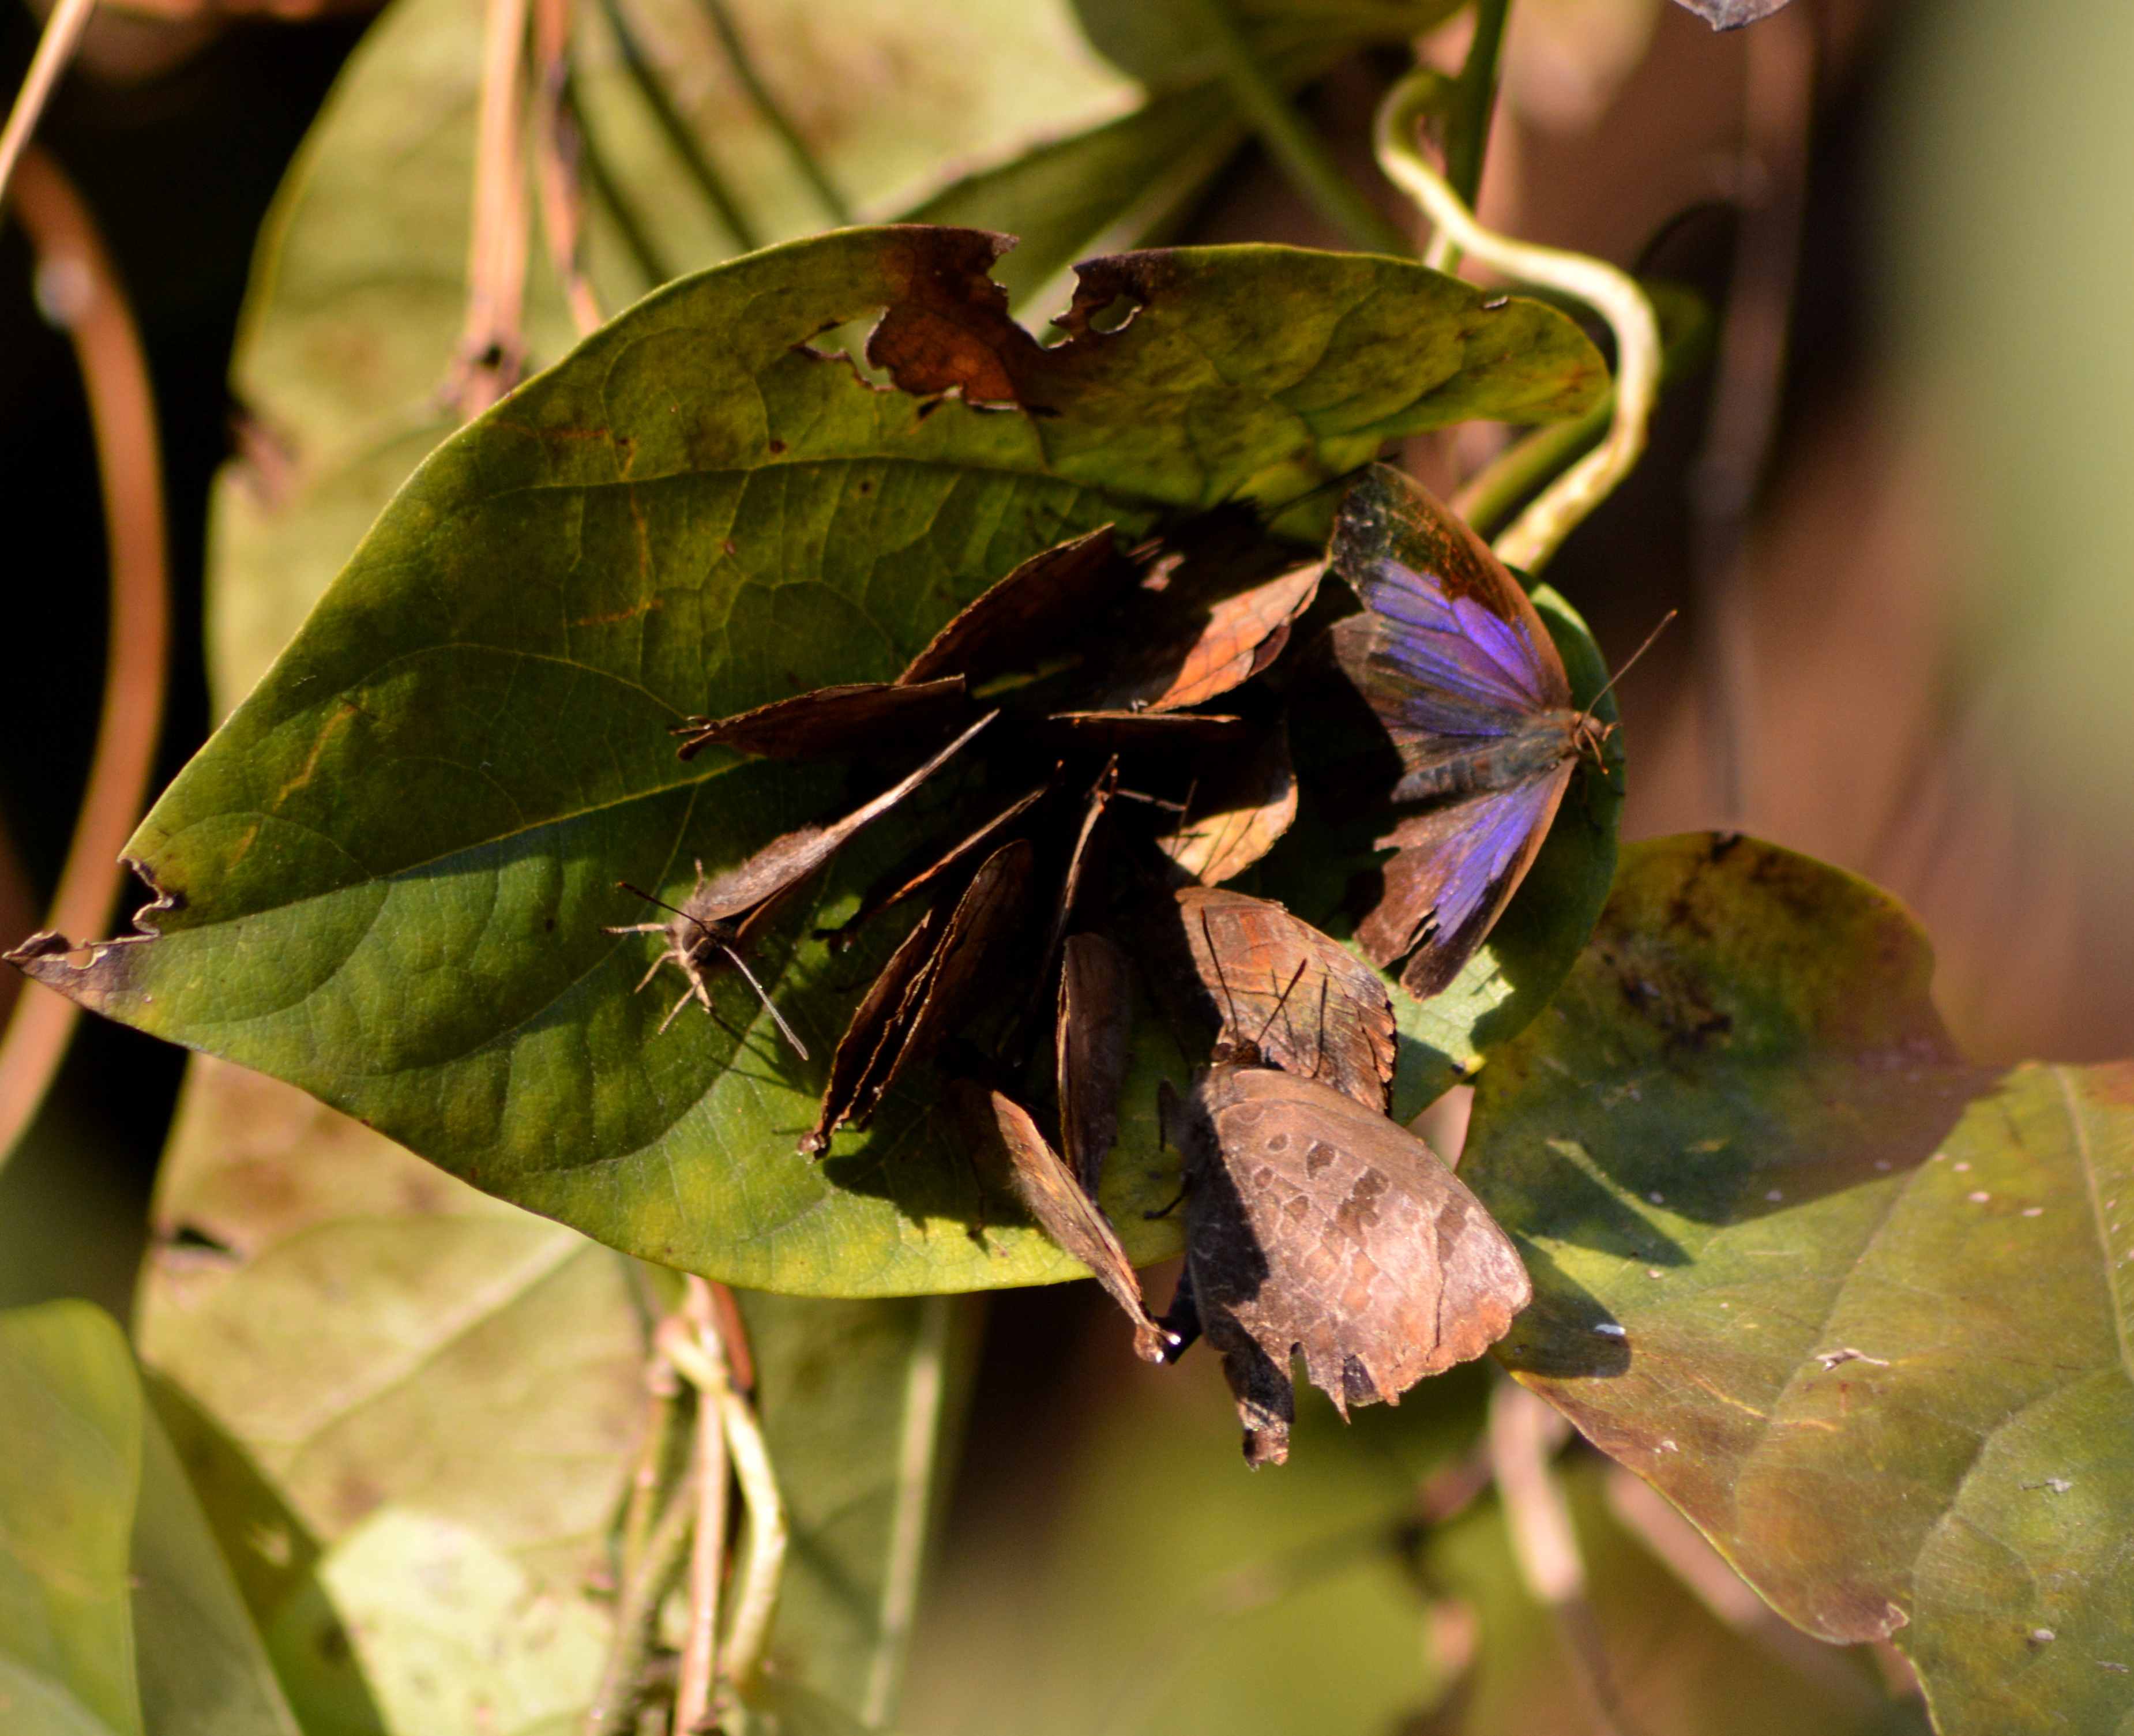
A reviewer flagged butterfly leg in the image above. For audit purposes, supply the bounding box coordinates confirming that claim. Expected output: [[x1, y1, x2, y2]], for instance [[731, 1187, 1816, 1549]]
[[1144, 1081, 1192, 1220], [1156, 1262, 1202, 1362], [1207, 1324, 1294, 1467]]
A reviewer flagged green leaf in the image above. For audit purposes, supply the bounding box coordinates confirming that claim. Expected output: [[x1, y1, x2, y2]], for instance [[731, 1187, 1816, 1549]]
[[265, 1510, 610, 1735], [1421, 1462, 1922, 1736], [895, 82, 1245, 313], [0, 1302, 142, 1736], [132, 1401, 305, 1736], [210, 0, 1139, 705], [33, 228, 1604, 1298], [134, 1057, 972, 1729], [738, 1292, 977, 1727], [1070, 0, 1464, 91], [134, 1058, 650, 1727], [1463, 833, 2134, 1736]]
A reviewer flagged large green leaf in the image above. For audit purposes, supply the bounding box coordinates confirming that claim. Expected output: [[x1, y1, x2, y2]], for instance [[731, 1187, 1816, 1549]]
[[0, 1301, 307, 1736], [739, 1292, 977, 1726], [210, 0, 1139, 700], [1421, 1463, 1921, 1736], [132, 1401, 305, 1736], [136, 1058, 650, 1726], [1463, 833, 2134, 1736], [29, 228, 1604, 1297], [0, 1302, 141, 1736], [135, 1057, 973, 1730]]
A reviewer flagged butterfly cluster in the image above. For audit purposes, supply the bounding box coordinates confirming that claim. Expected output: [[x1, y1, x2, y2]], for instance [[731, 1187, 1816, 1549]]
[[612, 463, 1614, 1464]]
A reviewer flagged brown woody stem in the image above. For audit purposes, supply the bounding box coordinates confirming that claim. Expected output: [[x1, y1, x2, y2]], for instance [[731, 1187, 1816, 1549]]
[[0, 147, 169, 1173]]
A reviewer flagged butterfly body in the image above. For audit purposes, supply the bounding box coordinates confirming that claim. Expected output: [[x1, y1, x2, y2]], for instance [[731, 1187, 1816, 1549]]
[[1331, 464, 1618, 999]]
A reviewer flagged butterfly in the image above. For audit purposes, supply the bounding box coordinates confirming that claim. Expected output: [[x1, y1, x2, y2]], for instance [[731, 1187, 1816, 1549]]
[[1160, 899, 1530, 1466], [1329, 463, 1660, 1001]]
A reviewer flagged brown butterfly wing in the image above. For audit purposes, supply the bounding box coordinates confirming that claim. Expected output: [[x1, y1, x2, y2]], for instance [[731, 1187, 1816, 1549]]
[[1186, 1068, 1530, 1464], [1173, 887, 1396, 1111]]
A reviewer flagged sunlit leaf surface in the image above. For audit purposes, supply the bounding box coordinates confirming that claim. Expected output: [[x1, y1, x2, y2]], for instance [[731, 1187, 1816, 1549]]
[[1466, 833, 2134, 1736]]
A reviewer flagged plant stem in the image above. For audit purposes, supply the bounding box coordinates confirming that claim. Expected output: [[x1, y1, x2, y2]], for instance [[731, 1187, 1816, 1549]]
[[1489, 1380, 1633, 1736], [0, 0, 96, 207], [1181, 0, 1411, 255], [0, 147, 169, 1174], [1690, 2, 1814, 826], [586, 1444, 699, 1734], [715, 1373, 786, 1689], [676, 1361, 728, 1731], [457, 0, 535, 416], [696, 0, 851, 226], [567, 74, 676, 289], [1444, 0, 1511, 212], [1455, 281, 1715, 540], [861, 1294, 952, 1728], [1377, 66, 1660, 574], [534, 0, 604, 337], [598, 0, 760, 252]]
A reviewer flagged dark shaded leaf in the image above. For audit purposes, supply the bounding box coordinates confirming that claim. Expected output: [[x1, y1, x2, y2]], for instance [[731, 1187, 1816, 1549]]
[[1155, 720, 1297, 886], [1464, 833, 2134, 1736], [954, 1082, 1171, 1363], [1057, 932, 1133, 1193], [671, 677, 968, 762]]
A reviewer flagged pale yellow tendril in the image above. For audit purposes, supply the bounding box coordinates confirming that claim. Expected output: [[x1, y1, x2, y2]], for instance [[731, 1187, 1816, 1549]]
[[1374, 69, 1661, 576]]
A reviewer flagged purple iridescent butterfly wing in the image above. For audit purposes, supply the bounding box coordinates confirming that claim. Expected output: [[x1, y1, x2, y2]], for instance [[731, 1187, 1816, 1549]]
[[1331, 464, 1572, 761], [1357, 771, 1573, 998], [1331, 464, 1581, 999]]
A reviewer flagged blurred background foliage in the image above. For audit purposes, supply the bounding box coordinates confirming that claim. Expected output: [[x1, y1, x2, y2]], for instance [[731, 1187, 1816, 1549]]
[[2, 0, 2128, 1730]]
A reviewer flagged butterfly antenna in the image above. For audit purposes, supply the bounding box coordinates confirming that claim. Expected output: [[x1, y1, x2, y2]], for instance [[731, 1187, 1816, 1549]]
[[1253, 959, 1310, 1053], [1199, 908, 1241, 1033], [716, 942, 810, 1062], [1576, 609, 1679, 728], [615, 880, 711, 938]]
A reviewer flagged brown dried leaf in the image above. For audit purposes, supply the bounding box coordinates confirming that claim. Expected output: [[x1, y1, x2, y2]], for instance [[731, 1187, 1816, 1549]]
[[1162, 886, 1395, 1112], [1154, 720, 1297, 885], [898, 526, 1135, 690], [670, 678, 968, 762], [1084, 548, 1323, 713], [1040, 711, 1247, 749], [819, 783, 1051, 952], [953, 1080, 1171, 1363], [1056, 933, 1132, 1194], [803, 839, 1033, 1152]]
